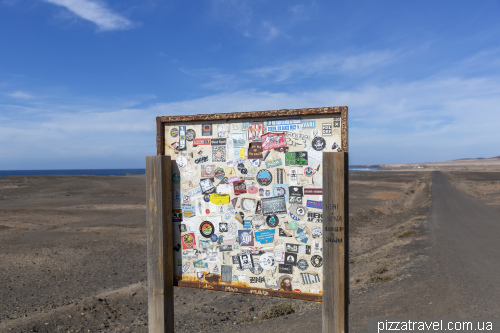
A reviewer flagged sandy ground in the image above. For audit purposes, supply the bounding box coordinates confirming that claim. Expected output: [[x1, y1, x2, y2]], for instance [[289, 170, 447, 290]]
[[1, 170, 494, 332]]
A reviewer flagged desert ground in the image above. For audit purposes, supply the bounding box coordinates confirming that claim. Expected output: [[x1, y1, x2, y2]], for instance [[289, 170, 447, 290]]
[[1, 168, 499, 332]]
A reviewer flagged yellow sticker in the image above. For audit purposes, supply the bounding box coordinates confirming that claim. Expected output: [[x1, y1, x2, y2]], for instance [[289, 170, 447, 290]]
[[209, 193, 230, 205], [226, 167, 236, 178], [184, 210, 193, 217], [239, 147, 245, 158]]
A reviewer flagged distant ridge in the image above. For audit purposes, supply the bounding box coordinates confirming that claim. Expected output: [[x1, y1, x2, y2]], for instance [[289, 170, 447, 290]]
[[451, 156, 500, 161]]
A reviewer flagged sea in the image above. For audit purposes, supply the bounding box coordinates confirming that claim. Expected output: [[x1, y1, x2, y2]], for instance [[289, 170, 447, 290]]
[[0, 169, 146, 177], [0, 166, 380, 177]]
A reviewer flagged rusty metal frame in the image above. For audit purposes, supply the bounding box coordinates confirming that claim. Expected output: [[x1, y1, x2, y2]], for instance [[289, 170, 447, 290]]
[[157, 106, 348, 156], [156, 106, 348, 303]]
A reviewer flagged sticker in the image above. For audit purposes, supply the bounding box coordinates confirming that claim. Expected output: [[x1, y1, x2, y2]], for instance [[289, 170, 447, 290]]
[[272, 184, 289, 201], [322, 123, 332, 136], [201, 165, 215, 178], [225, 167, 236, 178], [333, 116, 341, 128], [302, 120, 316, 129], [311, 137, 326, 151], [288, 221, 298, 230], [311, 227, 322, 238], [297, 259, 309, 271], [237, 253, 255, 269], [276, 168, 284, 184], [261, 132, 287, 151], [285, 152, 308, 166], [255, 200, 262, 215], [273, 146, 289, 153], [255, 229, 275, 244], [182, 262, 191, 274], [301, 273, 320, 284], [230, 198, 238, 208], [210, 234, 218, 242], [182, 233, 196, 249], [284, 252, 298, 266], [186, 129, 196, 141], [256, 169, 273, 186], [306, 200, 323, 209], [278, 264, 293, 274], [176, 156, 188, 169], [265, 158, 282, 168], [289, 212, 300, 221], [304, 188, 322, 195], [286, 132, 309, 148], [289, 186, 303, 198], [249, 263, 264, 275], [216, 184, 231, 194], [295, 227, 309, 243], [179, 126, 187, 150], [279, 228, 292, 237], [238, 230, 254, 246], [232, 132, 246, 148], [311, 255, 323, 267], [307, 212, 323, 223], [241, 121, 249, 131], [241, 198, 256, 212], [293, 205, 307, 217], [199, 221, 215, 238], [200, 179, 215, 193], [193, 138, 211, 145], [247, 185, 258, 194], [247, 141, 263, 159], [195, 155, 210, 164], [182, 206, 196, 217], [212, 146, 226, 162], [261, 196, 287, 215], [202, 123, 212, 136], [313, 172, 322, 185], [248, 121, 264, 141], [242, 220, 251, 229], [221, 265, 232, 282], [219, 223, 228, 232], [173, 209, 182, 222], [199, 238, 213, 248], [266, 118, 301, 132], [259, 253, 275, 270], [209, 193, 230, 205], [215, 124, 228, 139], [304, 167, 315, 177], [194, 260, 208, 268], [170, 127, 179, 137], [233, 180, 247, 195]]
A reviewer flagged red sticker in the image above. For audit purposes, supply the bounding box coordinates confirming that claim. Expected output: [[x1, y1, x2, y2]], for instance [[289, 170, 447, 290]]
[[261, 133, 287, 151], [193, 138, 211, 145], [206, 209, 210, 214]]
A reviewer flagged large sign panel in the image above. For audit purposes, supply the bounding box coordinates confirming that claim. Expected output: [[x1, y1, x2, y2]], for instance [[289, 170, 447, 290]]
[[161, 107, 347, 301]]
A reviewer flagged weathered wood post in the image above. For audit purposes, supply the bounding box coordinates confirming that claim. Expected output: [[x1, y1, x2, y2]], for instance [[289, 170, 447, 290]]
[[323, 152, 349, 333], [146, 155, 174, 333]]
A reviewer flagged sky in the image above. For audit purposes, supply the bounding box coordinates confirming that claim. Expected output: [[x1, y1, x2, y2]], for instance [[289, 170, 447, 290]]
[[1, 0, 500, 169]]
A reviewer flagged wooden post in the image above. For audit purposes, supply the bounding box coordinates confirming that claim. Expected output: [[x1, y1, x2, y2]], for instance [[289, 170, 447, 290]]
[[322, 152, 349, 333], [146, 156, 174, 333]]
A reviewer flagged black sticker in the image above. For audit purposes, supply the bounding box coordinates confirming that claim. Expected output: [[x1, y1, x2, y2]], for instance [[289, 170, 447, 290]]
[[199, 221, 215, 238], [278, 264, 293, 274], [249, 264, 264, 275], [261, 196, 287, 215], [202, 123, 212, 136], [311, 255, 323, 267], [236, 163, 246, 171], [266, 214, 279, 228], [289, 186, 303, 197], [284, 252, 297, 266], [256, 169, 273, 186], [219, 223, 228, 232], [279, 228, 292, 237], [276, 168, 284, 184], [232, 256, 239, 265], [311, 137, 326, 151], [240, 168, 248, 175], [219, 245, 232, 251], [186, 129, 196, 141], [211, 138, 226, 145], [297, 259, 309, 271], [286, 243, 299, 253]]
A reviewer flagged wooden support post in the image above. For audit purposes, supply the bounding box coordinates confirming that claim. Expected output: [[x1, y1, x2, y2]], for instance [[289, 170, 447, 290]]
[[323, 152, 349, 333], [146, 156, 174, 333]]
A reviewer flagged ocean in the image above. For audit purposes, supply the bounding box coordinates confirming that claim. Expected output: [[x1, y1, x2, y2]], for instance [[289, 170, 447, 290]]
[[0, 169, 146, 177], [0, 166, 380, 177]]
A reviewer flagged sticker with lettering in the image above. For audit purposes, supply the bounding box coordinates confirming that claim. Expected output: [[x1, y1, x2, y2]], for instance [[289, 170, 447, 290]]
[[302, 120, 316, 129], [248, 121, 263, 141], [248, 141, 263, 159], [306, 200, 322, 209], [266, 118, 301, 132], [285, 152, 308, 166], [262, 132, 287, 151], [265, 158, 283, 168], [193, 138, 210, 145], [304, 188, 322, 195], [233, 180, 247, 195], [312, 137, 326, 151], [202, 123, 212, 136]]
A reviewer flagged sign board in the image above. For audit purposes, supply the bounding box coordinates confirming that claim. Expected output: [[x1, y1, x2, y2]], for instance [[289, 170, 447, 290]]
[[156, 106, 348, 302]]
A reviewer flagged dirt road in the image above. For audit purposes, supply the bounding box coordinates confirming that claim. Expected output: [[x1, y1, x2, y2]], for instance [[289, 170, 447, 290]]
[[430, 172, 500, 317]]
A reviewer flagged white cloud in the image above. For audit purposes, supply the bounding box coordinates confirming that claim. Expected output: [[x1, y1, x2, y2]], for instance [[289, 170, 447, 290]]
[[6, 90, 35, 99], [43, 0, 134, 31]]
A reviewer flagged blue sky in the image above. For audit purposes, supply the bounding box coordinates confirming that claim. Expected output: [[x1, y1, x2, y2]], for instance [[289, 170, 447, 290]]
[[1, 0, 500, 169]]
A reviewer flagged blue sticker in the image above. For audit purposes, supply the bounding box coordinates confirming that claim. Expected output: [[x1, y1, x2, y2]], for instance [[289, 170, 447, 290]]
[[172, 173, 181, 184], [289, 212, 300, 221], [194, 260, 208, 268], [182, 206, 196, 217], [295, 228, 309, 244], [233, 275, 238, 282], [306, 200, 323, 209], [272, 184, 289, 201], [255, 229, 275, 244], [243, 220, 251, 229], [302, 120, 316, 129], [238, 230, 254, 246], [179, 126, 187, 150], [218, 235, 224, 243], [266, 118, 302, 132], [210, 234, 218, 242]]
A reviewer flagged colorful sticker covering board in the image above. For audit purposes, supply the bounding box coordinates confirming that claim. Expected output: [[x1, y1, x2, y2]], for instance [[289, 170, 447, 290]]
[[162, 107, 346, 301]]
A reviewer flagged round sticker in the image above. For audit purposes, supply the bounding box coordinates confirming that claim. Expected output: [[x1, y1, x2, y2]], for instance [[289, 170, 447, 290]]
[[273, 186, 286, 197], [266, 215, 279, 228], [249, 263, 263, 275], [256, 169, 272, 186], [236, 163, 246, 171], [311, 255, 323, 268], [259, 253, 276, 270], [312, 137, 326, 151], [312, 227, 322, 238], [182, 234, 194, 247], [232, 274, 238, 282], [240, 168, 248, 175], [295, 206, 307, 217], [186, 129, 196, 141], [203, 124, 212, 133], [170, 128, 179, 137], [214, 167, 225, 179], [250, 159, 261, 167], [205, 209, 210, 214], [288, 221, 298, 230], [200, 221, 214, 238], [224, 212, 232, 220], [176, 156, 187, 169], [297, 259, 309, 271], [248, 186, 258, 194], [304, 167, 315, 177], [242, 199, 256, 211], [210, 234, 218, 242], [204, 195, 210, 202], [172, 173, 181, 184], [289, 212, 300, 221]]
